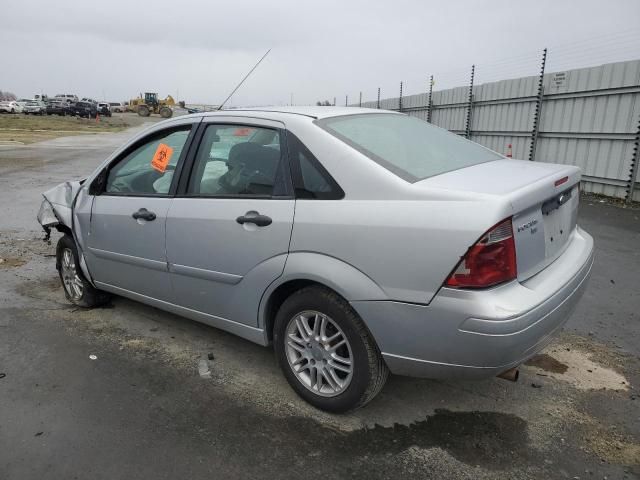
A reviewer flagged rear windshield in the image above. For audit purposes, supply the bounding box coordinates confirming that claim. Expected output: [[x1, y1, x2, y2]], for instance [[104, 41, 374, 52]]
[[315, 113, 502, 182]]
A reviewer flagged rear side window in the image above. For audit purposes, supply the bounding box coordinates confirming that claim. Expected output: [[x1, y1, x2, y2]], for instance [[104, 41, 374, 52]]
[[286, 132, 344, 199], [187, 124, 286, 197], [316, 113, 501, 182]]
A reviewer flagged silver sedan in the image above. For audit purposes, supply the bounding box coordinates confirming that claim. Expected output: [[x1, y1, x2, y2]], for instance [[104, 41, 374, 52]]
[[38, 107, 594, 412]]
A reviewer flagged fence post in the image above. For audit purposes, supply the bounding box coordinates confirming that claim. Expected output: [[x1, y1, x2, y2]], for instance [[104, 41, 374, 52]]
[[333, 97, 336, 106], [345, 95, 348, 106], [427, 75, 434, 123], [377, 88, 381, 109], [529, 48, 547, 161], [626, 114, 640, 203], [464, 65, 475, 139], [359, 92, 362, 107], [399, 82, 403, 112]]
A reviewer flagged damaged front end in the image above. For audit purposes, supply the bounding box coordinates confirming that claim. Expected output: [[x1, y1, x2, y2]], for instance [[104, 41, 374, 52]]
[[36, 180, 84, 240], [37, 179, 96, 285]]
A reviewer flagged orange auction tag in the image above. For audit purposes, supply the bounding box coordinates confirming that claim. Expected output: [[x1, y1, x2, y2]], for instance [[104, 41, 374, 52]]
[[150, 143, 174, 172]]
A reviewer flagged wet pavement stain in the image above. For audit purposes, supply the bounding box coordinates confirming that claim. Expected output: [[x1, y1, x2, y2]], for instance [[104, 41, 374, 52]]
[[525, 353, 569, 374], [336, 409, 532, 469], [219, 407, 534, 472], [15, 277, 63, 299]]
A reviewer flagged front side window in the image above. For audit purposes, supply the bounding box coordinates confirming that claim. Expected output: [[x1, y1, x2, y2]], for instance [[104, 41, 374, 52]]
[[316, 113, 502, 182], [187, 124, 283, 197], [106, 127, 191, 195]]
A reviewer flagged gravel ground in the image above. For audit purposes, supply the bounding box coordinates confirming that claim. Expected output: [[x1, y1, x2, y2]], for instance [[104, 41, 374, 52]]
[[0, 126, 638, 480]]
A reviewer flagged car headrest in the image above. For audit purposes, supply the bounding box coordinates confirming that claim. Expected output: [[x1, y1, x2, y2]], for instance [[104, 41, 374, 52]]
[[227, 142, 280, 177]]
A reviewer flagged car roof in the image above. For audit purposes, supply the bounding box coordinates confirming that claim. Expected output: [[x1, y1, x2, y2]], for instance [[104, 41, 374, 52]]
[[199, 106, 398, 120]]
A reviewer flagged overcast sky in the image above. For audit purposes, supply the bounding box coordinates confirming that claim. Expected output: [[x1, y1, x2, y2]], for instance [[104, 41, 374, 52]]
[[3, 0, 640, 106]]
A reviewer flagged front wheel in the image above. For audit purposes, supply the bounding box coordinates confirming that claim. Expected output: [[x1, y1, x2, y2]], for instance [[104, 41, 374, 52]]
[[274, 286, 388, 413], [56, 235, 111, 308]]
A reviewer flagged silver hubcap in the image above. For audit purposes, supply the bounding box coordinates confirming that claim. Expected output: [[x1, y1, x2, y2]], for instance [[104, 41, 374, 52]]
[[61, 248, 83, 301], [285, 311, 353, 397]]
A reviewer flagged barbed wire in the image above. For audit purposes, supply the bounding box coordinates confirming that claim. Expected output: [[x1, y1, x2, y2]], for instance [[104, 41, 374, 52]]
[[343, 29, 640, 104]]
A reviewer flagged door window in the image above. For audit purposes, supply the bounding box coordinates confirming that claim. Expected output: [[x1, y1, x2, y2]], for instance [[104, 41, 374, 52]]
[[187, 125, 284, 197], [106, 127, 191, 195]]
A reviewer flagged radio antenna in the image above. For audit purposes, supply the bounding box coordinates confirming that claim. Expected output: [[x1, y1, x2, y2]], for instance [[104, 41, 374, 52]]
[[217, 49, 271, 110]]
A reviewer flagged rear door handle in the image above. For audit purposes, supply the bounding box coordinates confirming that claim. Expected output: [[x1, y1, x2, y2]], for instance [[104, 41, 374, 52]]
[[132, 208, 156, 221], [236, 211, 272, 227]]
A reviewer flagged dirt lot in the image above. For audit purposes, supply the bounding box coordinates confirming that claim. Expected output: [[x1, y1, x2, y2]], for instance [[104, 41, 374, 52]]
[[0, 112, 157, 145], [0, 126, 639, 480]]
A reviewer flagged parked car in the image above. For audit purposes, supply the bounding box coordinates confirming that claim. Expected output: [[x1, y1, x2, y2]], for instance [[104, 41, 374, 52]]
[[109, 102, 126, 113], [54, 94, 79, 103], [37, 107, 594, 412], [80, 97, 97, 104], [46, 101, 71, 116], [23, 101, 47, 115], [97, 102, 112, 117], [0, 101, 23, 113], [72, 101, 98, 118]]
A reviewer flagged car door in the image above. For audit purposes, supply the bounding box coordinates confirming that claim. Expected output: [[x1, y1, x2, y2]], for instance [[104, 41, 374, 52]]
[[85, 122, 196, 300], [165, 118, 294, 327]]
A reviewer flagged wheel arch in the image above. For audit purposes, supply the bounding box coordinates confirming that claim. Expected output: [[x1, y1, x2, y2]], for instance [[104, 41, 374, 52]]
[[259, 252, 388, 343]]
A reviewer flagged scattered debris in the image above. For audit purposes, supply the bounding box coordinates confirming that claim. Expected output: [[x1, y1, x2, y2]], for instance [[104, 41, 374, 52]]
[[208, 352, 214, 361], [34, 432, 43, 437], [0, 373, 6, 379], [89, 354, 97, 360], [531, 383, 542, 388], [198, 358, 212, 379]]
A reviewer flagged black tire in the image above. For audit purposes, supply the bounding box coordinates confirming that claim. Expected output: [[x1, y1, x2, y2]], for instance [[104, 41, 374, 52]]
[[56, 234, 111, 308], [274, 286, 388, 413], [137, 105, 150, 117], [159, 106, 173, 118]]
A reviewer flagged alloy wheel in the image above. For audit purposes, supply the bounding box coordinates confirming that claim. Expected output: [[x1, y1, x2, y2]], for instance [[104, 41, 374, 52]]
[[285, 310, 353, 397], [60, 248, 83, 301]]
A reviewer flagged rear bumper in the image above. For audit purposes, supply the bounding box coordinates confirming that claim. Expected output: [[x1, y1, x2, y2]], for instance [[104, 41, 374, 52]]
[[351, 226, 594, 379]]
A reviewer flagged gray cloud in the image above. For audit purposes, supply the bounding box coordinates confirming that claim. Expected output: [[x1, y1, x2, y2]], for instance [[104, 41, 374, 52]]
[[3, 0, 639, 106]]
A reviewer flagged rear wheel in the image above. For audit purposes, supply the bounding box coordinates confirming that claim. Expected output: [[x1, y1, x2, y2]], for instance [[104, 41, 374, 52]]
[[274, 286, 388, 413], [56, 235, 110, 308]]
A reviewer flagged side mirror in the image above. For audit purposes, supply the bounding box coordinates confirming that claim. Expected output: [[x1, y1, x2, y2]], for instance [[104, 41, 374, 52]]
[[89, 169, 107, 196]]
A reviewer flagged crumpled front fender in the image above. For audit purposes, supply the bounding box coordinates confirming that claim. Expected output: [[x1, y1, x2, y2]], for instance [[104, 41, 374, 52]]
[[37, 181, 83, 232], [36, 180, 95, 285]]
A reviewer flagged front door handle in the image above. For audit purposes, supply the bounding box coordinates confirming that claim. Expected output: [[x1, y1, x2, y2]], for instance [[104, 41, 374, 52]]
[[236, 211, 272, 227], [132, 208, 156, 221]]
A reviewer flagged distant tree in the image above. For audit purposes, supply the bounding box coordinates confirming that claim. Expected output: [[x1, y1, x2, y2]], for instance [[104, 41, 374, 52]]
[[315, 100, 332, 106], [0, 90, 17, 101]]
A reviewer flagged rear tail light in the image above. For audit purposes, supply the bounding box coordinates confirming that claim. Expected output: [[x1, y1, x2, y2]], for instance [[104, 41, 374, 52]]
[[445, 218, 517, 289]]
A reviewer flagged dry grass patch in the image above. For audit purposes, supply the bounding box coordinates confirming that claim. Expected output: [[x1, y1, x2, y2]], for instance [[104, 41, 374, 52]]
[[0, 113, 129, 144]]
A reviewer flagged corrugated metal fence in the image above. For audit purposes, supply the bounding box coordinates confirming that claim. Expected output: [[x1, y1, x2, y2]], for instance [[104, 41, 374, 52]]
[[359, 60, 640, 202]]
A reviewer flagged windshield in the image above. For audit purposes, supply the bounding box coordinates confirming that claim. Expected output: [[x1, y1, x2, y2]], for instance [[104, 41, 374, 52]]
[[316, 113, 502, 182]]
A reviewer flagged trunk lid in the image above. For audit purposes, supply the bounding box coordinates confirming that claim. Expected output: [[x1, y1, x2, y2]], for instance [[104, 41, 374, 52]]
[[417, 159, 581, 281]]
